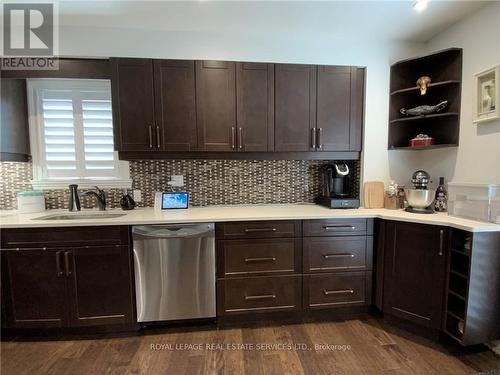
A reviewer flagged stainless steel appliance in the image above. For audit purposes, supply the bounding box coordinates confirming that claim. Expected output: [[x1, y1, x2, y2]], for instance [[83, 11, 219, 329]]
[[316, 163, 359, 209], [132, 223, 216, 323], [405, 170, 435, 214]]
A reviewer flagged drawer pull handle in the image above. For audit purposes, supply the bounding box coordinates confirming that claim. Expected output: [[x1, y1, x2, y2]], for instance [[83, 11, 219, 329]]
[[323, 225, 355, 230], [323, 253, 354, 259], [245, 294, 276, 301], [245, 257, 277, 263], [244, 228, 277, 233], [323, 289, 354, 296]]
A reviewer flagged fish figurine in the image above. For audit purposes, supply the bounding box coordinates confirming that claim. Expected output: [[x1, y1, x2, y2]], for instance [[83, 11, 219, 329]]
[[400, 101, 448, 116]]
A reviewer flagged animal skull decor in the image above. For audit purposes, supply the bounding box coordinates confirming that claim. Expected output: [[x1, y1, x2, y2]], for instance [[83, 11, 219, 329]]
[[416, 76, 431, 95]]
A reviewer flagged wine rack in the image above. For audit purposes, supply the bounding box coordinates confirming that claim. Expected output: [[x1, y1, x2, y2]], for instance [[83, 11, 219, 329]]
[[444, 229, 471, 343]]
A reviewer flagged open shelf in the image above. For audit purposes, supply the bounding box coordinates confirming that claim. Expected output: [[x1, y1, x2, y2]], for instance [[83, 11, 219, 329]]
[[390, 80, 460, 95], [390, 112, 459, 124], [450, 269, 468, 280], [388, 48, 462, 150], [389, 144, 458, 151]]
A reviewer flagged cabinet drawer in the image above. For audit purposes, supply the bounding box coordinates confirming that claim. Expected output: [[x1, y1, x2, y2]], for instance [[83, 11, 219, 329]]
[[217, 275, 301, 315], [216, 221, 301, 239], [1, 226, 129, 248], [304, 272, 368, 309], [218, 238, 301, 277], [303, 219, 368, 237], [303, 237, 367, 273]]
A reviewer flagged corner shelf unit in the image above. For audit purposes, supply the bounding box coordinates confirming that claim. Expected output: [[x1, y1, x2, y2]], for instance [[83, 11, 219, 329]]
[[388, 48, 463, 150]]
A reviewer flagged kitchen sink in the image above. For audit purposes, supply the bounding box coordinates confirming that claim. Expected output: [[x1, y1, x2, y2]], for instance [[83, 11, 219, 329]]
[[33, 212, 127, 220]]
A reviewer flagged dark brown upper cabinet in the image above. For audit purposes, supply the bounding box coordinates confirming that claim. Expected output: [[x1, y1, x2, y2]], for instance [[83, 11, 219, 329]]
[[112, 58, 365, 158], [317, 66, 364, 152], [196, 61, 236, 151], [1, 79, 31, 162], [382, 221, 447, 330], [275, 64, 317, 152], [275, 64, 364, 153], [111, 58, 156, 151], [154, 60, 198, 151], [236, 62, 274, 152]]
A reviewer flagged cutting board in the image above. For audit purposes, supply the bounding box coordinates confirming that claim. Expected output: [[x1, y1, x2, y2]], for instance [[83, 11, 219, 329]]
[[363, 181, 385, 208]]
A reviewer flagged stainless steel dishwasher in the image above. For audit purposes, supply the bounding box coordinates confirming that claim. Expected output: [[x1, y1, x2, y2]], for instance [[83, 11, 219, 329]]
[[132, 223, 215, 323]]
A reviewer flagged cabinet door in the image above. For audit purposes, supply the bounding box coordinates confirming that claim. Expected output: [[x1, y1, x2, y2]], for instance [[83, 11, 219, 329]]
[[316, 66, 352, 151], [196, 61, 236, 151], [0, 79, 30, 162], [349, 67, 365, 151], [154, 60, 198, 151], [383, 221, 447, 329], [1, 249, 67, 328], [275, 64, 317, 151], [236, 62, 274, 151], [65, 246, 134, 327], [111, 58, 156, 151]]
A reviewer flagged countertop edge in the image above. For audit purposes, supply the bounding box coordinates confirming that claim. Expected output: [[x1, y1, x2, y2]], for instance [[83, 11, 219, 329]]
[[1, 205, 499, 233]]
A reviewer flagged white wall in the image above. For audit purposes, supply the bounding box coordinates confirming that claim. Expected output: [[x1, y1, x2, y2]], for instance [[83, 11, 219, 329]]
[[55, 2, 424, 186], [389, 2, 500, 188]]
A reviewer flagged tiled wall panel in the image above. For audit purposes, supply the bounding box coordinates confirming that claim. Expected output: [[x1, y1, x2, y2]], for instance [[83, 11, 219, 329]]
[[0, 160, 359, 210]]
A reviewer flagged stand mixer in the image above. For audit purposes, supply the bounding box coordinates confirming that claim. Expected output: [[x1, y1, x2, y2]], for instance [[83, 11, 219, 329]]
[[405, 170, 435, 214]]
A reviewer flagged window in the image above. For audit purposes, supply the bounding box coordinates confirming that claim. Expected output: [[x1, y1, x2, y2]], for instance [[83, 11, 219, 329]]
[[27, 79, 131, 189]]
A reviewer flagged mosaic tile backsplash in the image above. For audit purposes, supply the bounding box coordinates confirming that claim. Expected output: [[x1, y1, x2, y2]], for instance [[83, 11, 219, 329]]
[[0, 160, 360, 210]]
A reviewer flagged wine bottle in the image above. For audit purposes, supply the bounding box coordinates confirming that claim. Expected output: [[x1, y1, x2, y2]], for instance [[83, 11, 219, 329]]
[[434, 177, 448, 212]]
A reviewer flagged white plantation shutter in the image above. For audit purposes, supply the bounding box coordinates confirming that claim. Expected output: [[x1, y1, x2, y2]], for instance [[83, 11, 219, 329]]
[[27, 79, 130, 188]]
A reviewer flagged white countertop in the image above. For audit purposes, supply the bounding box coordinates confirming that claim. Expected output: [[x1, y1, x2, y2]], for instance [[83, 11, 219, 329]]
[[1, 204, 499, 232]]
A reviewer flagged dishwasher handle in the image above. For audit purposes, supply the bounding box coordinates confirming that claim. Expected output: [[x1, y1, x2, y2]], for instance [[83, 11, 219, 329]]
[[132, 223, 214, 239]]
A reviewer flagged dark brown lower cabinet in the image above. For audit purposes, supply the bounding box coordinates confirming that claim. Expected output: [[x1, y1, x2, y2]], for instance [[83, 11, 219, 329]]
[[303, 271, 371, 310], [382, 221, 447, 330], [217, 275, 302, 315], [66, 245, 135, 327], [1, 249, 67, 328], [216, 219, 373, 318], [1, 227, 135, 331]]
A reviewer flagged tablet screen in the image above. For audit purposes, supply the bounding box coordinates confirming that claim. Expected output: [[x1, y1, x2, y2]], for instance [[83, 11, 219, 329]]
[[161, 192, 189, 209]]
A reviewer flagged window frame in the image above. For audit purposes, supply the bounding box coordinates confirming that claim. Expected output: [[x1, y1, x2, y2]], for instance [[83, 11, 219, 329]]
[[27, 78, 131, 190]]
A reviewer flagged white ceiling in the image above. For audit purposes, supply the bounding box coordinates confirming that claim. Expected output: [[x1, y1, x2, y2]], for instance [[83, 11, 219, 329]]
[[57, 1, 489, 42]]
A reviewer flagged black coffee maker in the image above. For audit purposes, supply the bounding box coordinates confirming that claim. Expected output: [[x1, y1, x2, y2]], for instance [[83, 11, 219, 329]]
[[316, 163, 359, 209]]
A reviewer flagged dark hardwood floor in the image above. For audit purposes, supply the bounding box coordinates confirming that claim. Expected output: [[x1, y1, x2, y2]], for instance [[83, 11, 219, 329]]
[[1, 316, 498, 374]]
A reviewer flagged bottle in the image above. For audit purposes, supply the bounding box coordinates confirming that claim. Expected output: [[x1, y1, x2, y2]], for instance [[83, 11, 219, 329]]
[[68, 184, 81, 212], [434, 177, 448, 212]]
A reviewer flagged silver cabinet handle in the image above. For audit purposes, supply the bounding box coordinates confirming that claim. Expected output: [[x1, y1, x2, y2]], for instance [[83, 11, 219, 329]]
[[322, 225, 355, 230], [244, 257, 276, 263], [64, 251, 72, 276], [156, 126, 161, 149], [438, 229, 444, 256], [311, 128, 317, 149], [317, 128, 323, 150], [245, 294, 276, 300], [148, 125, 153, 148], [231, 127, 236, 150], [55, 250, 64, 277], [323, 253, 354, 259], [244, 228, 277, 233], [324, 289, 354, 296], [238, 127, 243, 150]]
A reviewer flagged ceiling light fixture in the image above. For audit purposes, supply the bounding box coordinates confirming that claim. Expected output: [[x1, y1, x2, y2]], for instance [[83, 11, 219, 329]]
[[413, 0, 428, 12]]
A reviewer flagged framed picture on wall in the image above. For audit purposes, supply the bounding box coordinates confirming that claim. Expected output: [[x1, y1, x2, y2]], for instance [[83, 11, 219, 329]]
[[473, 65, 499, 123]]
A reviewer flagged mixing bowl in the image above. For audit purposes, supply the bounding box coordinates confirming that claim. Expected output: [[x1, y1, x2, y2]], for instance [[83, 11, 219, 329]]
[[405, 189, 435, 209]]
